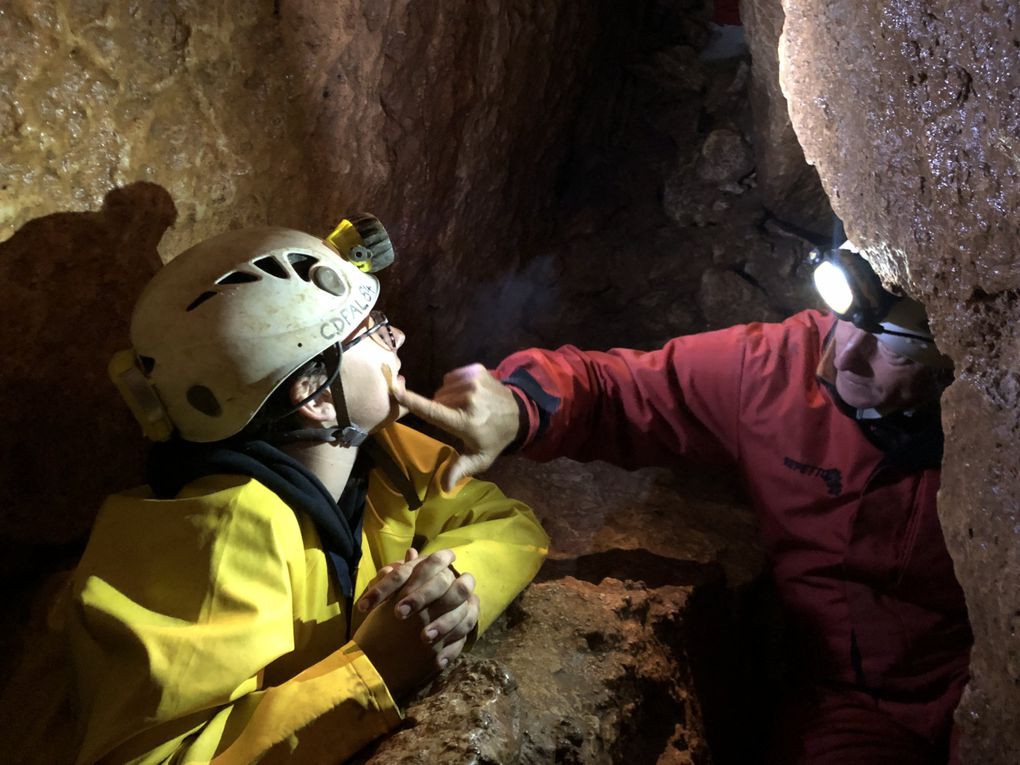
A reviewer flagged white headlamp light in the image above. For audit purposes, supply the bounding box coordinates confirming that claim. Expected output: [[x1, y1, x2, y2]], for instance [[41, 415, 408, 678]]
[[812, 260, 855, 315], [809, 241, 950, 368]]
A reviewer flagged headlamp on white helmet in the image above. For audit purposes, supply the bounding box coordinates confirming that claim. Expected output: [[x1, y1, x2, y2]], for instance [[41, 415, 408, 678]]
[[809, 240, 950, 368], [110, 214, 397, 443]]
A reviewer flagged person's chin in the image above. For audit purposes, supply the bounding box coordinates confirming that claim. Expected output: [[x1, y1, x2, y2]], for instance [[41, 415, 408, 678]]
[[836, 377, 878, 410]]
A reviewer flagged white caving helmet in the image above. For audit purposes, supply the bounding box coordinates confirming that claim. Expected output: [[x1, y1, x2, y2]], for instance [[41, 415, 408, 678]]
[[110, 216, 394, 443]]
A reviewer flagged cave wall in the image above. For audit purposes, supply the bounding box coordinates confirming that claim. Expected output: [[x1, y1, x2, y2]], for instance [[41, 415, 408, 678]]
[[0, 0, 817, 562], [0, 0, 607, 548], [2, 0, 836, 761], [778, 1, 1020, 760]]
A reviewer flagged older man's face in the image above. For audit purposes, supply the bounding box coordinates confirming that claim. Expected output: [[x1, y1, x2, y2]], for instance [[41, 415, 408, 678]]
[[832, 320, 938, 412]]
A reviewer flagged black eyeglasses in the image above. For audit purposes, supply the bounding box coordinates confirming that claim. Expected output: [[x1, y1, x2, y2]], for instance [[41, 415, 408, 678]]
[[340, 311, 401, 352]]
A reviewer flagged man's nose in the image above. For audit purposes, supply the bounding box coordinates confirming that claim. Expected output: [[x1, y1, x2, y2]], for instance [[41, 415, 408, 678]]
[[390, 324, 406, 350], [834, 326, 873, 371]]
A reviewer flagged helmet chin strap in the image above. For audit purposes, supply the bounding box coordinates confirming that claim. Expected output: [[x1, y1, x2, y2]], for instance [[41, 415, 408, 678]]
[[324, 372, 369, 447], [271, 343, 369, 447]]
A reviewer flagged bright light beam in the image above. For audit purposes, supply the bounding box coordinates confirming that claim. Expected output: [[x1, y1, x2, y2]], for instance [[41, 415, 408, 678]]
[[812, 260, 854, 315]]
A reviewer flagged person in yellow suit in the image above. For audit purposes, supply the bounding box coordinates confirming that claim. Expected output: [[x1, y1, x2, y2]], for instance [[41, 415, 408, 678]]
[[63, 218, 548, 763]]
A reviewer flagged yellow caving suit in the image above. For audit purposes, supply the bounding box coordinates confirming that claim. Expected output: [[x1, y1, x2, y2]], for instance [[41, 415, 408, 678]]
[[63, 423, 548, 763]]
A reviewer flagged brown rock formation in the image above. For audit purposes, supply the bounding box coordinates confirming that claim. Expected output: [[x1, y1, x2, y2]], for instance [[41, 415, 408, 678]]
[[1, 0, 822, 549], [739, 0, 831, 232], [779, 1, 1020, 760], [363, 580, 706, 765], [0, 0, 876, 761], [0, 183, 172, 545], [357, 456, 767, 764]]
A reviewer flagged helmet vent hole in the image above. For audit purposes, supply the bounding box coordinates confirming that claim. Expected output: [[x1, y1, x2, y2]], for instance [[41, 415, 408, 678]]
[[311, 266, 347, 296], [185, 291, 219, 312], [254, 256, 290, 279], [216, 271, 260, 285], [287, 252, 318, 281], [138, 355, 156, 374], [186, 385, 222, 417]]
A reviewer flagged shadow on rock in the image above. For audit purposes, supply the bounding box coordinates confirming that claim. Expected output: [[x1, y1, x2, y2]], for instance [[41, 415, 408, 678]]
[[0, 182, 176, 684]]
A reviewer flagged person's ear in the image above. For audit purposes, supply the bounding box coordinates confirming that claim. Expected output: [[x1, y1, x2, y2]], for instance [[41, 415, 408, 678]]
[[289, 377, 337, 424]]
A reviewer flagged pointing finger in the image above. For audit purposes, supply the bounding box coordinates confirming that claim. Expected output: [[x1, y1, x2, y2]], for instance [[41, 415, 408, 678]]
[[391, 384, 466, 432]]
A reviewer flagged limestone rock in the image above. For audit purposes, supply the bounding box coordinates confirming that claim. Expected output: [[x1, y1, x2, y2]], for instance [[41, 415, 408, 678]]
[[779, 1, 1020, 760], [698, 267, 783, 328], [0, 183, 172, 546], [364, 579, 709, 765], [358, 658, 521, 764], [740, 0, 831, 232], [696, 129, 755, 185], [485, 457, 763, 589], [325, 452, 775, 764], [0, 1, 310, 254]]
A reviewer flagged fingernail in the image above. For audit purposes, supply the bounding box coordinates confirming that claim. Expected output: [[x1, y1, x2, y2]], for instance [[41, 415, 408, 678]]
[[397, 604, 410, 619], [439, 658, 449, 669], [358, 600, 370, 612], [425, 629, 438, 640]]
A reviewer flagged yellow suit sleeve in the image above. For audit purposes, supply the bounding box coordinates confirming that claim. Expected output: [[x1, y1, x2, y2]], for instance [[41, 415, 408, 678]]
[[368, 425, 549, 634], [70, 479, 401, 765], [416, 474, 549, 634]]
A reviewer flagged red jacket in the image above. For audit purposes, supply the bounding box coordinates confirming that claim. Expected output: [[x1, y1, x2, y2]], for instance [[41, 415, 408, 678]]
[[495, 309, 971, 744]]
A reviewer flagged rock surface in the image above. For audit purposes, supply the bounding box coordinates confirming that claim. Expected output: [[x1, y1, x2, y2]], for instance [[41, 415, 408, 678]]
[[739, 0, 831, 232], [1, 0, 824, 546], [1, 0, 839, 761], [356, 456, 766, 764], [779, 1, 1020, 760], [0, 183, 171, 545], [363, 580, 705, 765]]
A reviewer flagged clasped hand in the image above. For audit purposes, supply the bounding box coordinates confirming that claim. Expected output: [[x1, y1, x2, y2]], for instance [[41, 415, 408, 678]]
[[352, 548, 479, 698]]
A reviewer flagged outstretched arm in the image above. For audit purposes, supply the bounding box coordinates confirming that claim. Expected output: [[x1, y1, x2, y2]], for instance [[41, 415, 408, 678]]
[[392, 331, 748, 487]]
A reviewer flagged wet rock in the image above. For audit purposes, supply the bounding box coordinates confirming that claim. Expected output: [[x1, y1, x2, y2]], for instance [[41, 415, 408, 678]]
[[367, 578, 710, 765], [779, 1, 1020, 760], [698, 268, 783, 328], [488, 578, 708, 765], [696, 129, 755, 185], [485, 457, 762, 589], [359, 658, 521, 764], [740, 0, 831, 233]]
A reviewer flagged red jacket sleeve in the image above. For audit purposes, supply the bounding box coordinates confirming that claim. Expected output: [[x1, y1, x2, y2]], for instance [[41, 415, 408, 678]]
[[494, 326, 750, 469]]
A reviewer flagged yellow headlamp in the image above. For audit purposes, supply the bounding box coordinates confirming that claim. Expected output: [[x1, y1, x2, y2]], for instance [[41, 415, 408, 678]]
[[324, 213, 395, 273]]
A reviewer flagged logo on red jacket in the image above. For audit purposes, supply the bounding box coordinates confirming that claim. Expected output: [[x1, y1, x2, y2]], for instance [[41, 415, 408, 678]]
[[782, 457, 843, 496]]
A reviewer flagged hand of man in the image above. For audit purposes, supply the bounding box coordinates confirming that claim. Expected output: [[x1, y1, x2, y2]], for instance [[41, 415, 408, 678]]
[[390, 363, 521, 491], [352, 549, 479, 697]]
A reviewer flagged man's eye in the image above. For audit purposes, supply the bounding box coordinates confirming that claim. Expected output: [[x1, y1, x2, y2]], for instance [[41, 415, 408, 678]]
[[881, 347, 912, 365]]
